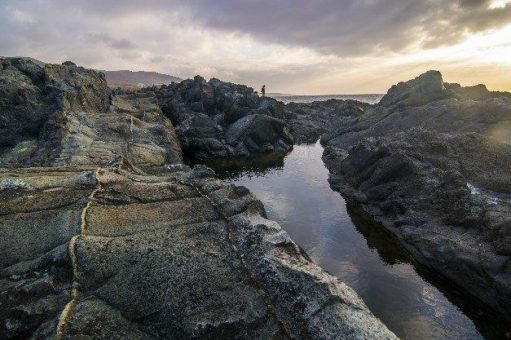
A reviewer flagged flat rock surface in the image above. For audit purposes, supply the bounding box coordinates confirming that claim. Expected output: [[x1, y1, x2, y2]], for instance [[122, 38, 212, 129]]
[[0, 166, 396, 339]]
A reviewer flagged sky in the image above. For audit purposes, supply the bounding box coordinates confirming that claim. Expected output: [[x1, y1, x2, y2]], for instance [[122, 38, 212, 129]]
[[1, 0, 511, 94]]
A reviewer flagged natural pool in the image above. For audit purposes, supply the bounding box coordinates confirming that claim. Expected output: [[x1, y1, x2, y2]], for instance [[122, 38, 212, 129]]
[[208, 142, 510, 340]]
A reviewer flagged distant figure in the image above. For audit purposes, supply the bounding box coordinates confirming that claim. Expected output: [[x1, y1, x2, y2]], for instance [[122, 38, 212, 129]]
[[261, 84, 266, 97]]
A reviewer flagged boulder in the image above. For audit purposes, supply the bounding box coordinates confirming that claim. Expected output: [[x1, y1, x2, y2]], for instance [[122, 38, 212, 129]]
[[378, 70, 448, 108], [226, 114, 293, 153], [284, 99, 370, 144], [0, 58, 52, 153], [0, 61, 182, 169], [322, 74, 511, 149]]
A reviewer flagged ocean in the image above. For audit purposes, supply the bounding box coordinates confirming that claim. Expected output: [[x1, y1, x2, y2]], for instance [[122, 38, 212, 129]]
[[271, 94, 383, 104]]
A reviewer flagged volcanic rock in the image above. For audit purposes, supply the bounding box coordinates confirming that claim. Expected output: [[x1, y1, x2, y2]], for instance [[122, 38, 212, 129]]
[[157, 76, 293, 161]]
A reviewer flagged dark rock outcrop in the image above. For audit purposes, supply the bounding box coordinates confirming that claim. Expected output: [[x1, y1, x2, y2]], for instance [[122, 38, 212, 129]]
[[322, 70, 511, 147], [1, 59, 395, 339], [157, 76, 293, 161], [324, 131, 511, 318], [317, 71, 511, 321], [284, 99, 371, 143], [0, 57, 107, 160], [0, 58, 182, 170], [377, 70, 448, 109]]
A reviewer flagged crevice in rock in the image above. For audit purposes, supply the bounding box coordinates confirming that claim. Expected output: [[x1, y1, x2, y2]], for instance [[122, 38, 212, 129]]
[[54, 168, 101, 339], [182, 179, 293, 339]]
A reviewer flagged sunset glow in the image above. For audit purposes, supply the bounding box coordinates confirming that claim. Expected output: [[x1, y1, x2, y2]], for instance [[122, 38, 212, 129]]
[[1, 0, 510, 93]]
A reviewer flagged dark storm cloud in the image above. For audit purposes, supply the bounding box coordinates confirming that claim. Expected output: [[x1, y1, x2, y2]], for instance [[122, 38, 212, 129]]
[[2, 0, 510, 57], [181, 0, 511, 55], [29, 0, 511, 56]]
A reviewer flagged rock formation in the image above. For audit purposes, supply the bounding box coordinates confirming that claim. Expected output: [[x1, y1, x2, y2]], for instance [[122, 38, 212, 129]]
[[0, 57, 395, 339], [284, 99, 371, 144], [314, 70, 511, 321], [157, 76, 293, 161], [321, 70, 511, 147], [0, 57, 182, 169]]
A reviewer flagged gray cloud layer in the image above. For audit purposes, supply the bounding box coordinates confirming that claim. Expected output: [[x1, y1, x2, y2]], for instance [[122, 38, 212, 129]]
[[3, 0, 511, 57], [184, 0, 511, 55], [18, 0, 511, 55], [1, 0, 510, 93]]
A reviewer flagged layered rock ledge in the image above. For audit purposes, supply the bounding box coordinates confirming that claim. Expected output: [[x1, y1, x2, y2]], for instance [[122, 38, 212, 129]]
[[0, 165, 395, 339], [0, 58, 395, 339]]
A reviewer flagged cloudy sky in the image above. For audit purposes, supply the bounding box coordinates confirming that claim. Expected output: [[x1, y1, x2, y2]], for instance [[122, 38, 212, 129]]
[[1, 0, 511, 94]]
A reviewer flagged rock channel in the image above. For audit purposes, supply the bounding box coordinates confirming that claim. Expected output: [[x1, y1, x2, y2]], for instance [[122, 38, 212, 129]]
[[285, 70, 511, 322], [0, 58, 395, 339]]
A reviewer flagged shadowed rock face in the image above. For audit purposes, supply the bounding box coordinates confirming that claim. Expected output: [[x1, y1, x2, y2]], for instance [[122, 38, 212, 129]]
[[0, 167, 396, 339], [0, 58, 182, 170], [378, 70, 447, 109], [284, 99, 371, 144], [157, 76, 293, 161], [0, 57, 110, 163], [324, 131, 511, 316], [314, 70, 511, 321], [0, 60, 395, 339], [321, 70, 511, 148]]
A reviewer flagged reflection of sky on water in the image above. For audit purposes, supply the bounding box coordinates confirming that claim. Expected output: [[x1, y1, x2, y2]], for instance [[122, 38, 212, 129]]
[[221, 142, 485, 340]]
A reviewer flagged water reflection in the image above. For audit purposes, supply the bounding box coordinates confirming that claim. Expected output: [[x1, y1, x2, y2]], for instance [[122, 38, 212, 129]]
[[208, 142, 510, 340]]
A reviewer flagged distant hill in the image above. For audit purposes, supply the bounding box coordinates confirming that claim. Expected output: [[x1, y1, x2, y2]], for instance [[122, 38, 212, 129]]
[[102, 70, 182, 88], [14, 57, 181, 88]]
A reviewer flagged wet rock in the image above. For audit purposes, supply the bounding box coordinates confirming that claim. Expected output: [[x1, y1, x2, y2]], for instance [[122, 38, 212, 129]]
[[323, 129, 511, 321], [226, 114, 293, 153], [299, 70, 511, 322]]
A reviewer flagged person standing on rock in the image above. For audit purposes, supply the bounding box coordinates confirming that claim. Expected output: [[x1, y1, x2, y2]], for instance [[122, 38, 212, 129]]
[[261, 84, 266, 97]]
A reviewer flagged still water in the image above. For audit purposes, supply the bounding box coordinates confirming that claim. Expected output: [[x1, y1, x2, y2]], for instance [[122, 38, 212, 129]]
[[209, 142, 510, 340]]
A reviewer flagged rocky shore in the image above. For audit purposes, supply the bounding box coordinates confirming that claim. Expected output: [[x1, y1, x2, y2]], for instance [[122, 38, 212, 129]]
[[0, 57, 395, 339], [286, 70, 511, 322]]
